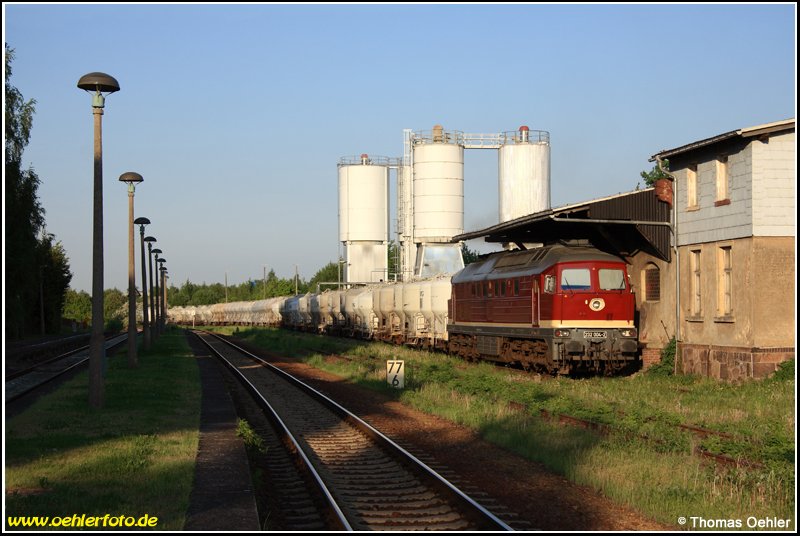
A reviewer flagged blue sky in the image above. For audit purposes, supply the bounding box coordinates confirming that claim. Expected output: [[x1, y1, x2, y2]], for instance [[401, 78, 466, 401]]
[[3, 3, 796, 293]]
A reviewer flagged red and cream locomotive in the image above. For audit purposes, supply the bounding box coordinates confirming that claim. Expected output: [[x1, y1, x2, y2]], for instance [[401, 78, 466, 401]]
[[447, 242, 638, 375]]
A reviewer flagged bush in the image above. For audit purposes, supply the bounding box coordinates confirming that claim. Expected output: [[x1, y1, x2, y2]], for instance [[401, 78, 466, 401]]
[[770, 358, 794, 382], [646, 338, 676, 377], [105, 317, 123, 333]]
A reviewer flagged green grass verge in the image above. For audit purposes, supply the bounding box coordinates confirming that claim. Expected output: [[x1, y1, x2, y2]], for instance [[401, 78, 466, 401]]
[[211, 326, 795, 529], [5, 327, 201, 531]]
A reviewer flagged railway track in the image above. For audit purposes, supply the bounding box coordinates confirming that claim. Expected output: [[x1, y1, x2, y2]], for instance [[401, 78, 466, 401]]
[[5, 333, 128, 404], [193, 330, 512, 531]]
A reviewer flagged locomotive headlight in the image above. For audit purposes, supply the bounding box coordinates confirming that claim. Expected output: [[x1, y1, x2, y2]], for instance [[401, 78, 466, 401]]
[[554, 329, 571, 338], [589, 298, 606, 311], [619, 328, 637, 338]]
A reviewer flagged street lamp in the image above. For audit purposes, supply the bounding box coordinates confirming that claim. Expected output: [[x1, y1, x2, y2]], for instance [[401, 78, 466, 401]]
[[78, 71, 120, 409], [153, 249, 163, 334], [159, 264, 168, 328], [145, 238, 157, 341], [134, 217, 151, 350], [120, 172, 143, 367], [157, 258, 166, 330]]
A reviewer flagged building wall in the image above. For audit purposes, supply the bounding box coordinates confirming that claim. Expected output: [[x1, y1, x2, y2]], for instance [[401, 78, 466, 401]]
[[628, 252, 676, 369], [674, 139, 753, 245], [752, 130, 795, 236]]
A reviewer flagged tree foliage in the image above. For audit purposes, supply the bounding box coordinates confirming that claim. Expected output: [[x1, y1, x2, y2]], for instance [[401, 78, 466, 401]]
[[166, 267, 316, 307], [640, 159, 671, 188], [461, 242, 481, 265], [5, 44, 73, 339]]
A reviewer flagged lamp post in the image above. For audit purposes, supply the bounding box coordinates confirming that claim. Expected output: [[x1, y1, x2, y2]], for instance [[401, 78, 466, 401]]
[[119, 172, 143, 367], [263, 265, 268, 300], [159, 264, 168, 329], [135, 218, 151, 350], [145, 238, 157, 341], [77, 71, 120, 409], [156, 258, 166, 331], [152, 249, 163, 335]]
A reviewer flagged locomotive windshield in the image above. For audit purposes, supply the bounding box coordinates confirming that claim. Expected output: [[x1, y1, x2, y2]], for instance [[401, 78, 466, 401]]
[[599, 269, 627, 290], [560, 268, 591, 291], [559, 267, 628, 291]]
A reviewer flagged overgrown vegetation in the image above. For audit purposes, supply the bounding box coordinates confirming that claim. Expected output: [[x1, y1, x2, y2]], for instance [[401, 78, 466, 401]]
[[646, 337, 676, 377], [210, 326, 795, 528], [5, 328, 202, 530]]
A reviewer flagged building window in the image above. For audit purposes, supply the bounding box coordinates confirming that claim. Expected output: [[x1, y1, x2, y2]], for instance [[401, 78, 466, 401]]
[[690, 249, 702, 317], [717, 245, 733, 317], [715, 155, 729, 205], [514, 279, 520, 296], [687, 164, 698, 209], [644, 264, 660, 302]]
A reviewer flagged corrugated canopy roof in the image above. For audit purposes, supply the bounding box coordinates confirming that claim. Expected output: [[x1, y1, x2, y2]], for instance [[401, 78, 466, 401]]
[[453, 189, 673, 262]]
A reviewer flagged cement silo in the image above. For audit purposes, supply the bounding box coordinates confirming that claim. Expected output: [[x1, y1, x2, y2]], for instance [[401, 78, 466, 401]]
[[410, 125, 465, 278], [498, 125, 551, 222], [338, 154, 389, 283]]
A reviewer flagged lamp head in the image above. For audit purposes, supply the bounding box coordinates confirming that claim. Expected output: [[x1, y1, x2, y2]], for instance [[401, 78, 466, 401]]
[[119, 172, 143, 185], [77, 72, 120, 108]]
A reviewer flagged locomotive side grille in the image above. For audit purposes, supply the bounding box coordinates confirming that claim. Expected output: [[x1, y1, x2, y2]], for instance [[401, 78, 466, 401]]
[[477, 335, 500, 356]]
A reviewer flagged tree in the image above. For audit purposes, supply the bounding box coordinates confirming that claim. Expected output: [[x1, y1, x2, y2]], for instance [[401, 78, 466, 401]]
[[63, 289, 92, 326], [461, 242, 481, 265], [307, 262, 340, 292], [103, 288, 127, 331], [38, 233, 73, 332], [640, 159, 671, 188], [5, 44, 73, 339]]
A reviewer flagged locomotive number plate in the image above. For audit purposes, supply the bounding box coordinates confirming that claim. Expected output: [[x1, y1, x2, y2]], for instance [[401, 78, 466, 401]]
[[583, 331, 607, 339]]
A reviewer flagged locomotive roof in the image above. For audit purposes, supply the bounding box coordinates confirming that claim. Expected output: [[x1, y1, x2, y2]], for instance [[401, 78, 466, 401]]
[[452, 243, 625, 283]]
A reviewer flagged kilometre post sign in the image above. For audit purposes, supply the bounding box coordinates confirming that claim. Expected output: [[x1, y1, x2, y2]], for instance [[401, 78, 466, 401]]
[[386, 360, 405, 389]]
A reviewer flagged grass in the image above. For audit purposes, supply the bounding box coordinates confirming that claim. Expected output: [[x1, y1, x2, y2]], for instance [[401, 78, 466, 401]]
[[209, 325, 795, 529], [5, 327, 201, 531]]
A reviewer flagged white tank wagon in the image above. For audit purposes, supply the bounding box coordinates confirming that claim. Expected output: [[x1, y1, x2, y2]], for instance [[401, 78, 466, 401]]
[[342, 286, 370, 337], [194, 305, 213, 325], [309, 294, 324, 333], [398, 278, 451, 349], [281, 296, 302, 329], [318, 290, 345, 334], [402, 280, 425, 344], [374, 283, 402, 342], [354, 286, 380, 339], [268, 297, 287, 326], [248, 299, 270, 326], [297, 293, 313, 331], [168, 306, 186, 324], [498, 126, 551, 223]]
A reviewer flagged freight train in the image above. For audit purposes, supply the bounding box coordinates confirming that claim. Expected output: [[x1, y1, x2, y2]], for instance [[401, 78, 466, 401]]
[[169, 242, 640, 375]]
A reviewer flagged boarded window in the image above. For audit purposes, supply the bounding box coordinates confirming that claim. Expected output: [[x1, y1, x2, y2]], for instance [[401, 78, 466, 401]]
[[644, 265, 660, 302], [717, 246, 732, 316]]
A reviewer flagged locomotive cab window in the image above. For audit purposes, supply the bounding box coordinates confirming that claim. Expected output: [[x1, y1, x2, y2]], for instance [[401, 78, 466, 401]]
[[560, 268, 591, 291], [544, 275, 555, 294], [599, 269, 626, 290]]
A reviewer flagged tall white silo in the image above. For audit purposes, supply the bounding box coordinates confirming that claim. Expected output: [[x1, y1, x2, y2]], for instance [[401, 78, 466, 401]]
[[338, 154, 389, 283], [498, 125, 551, 222], [411, 125, 465, 278]]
